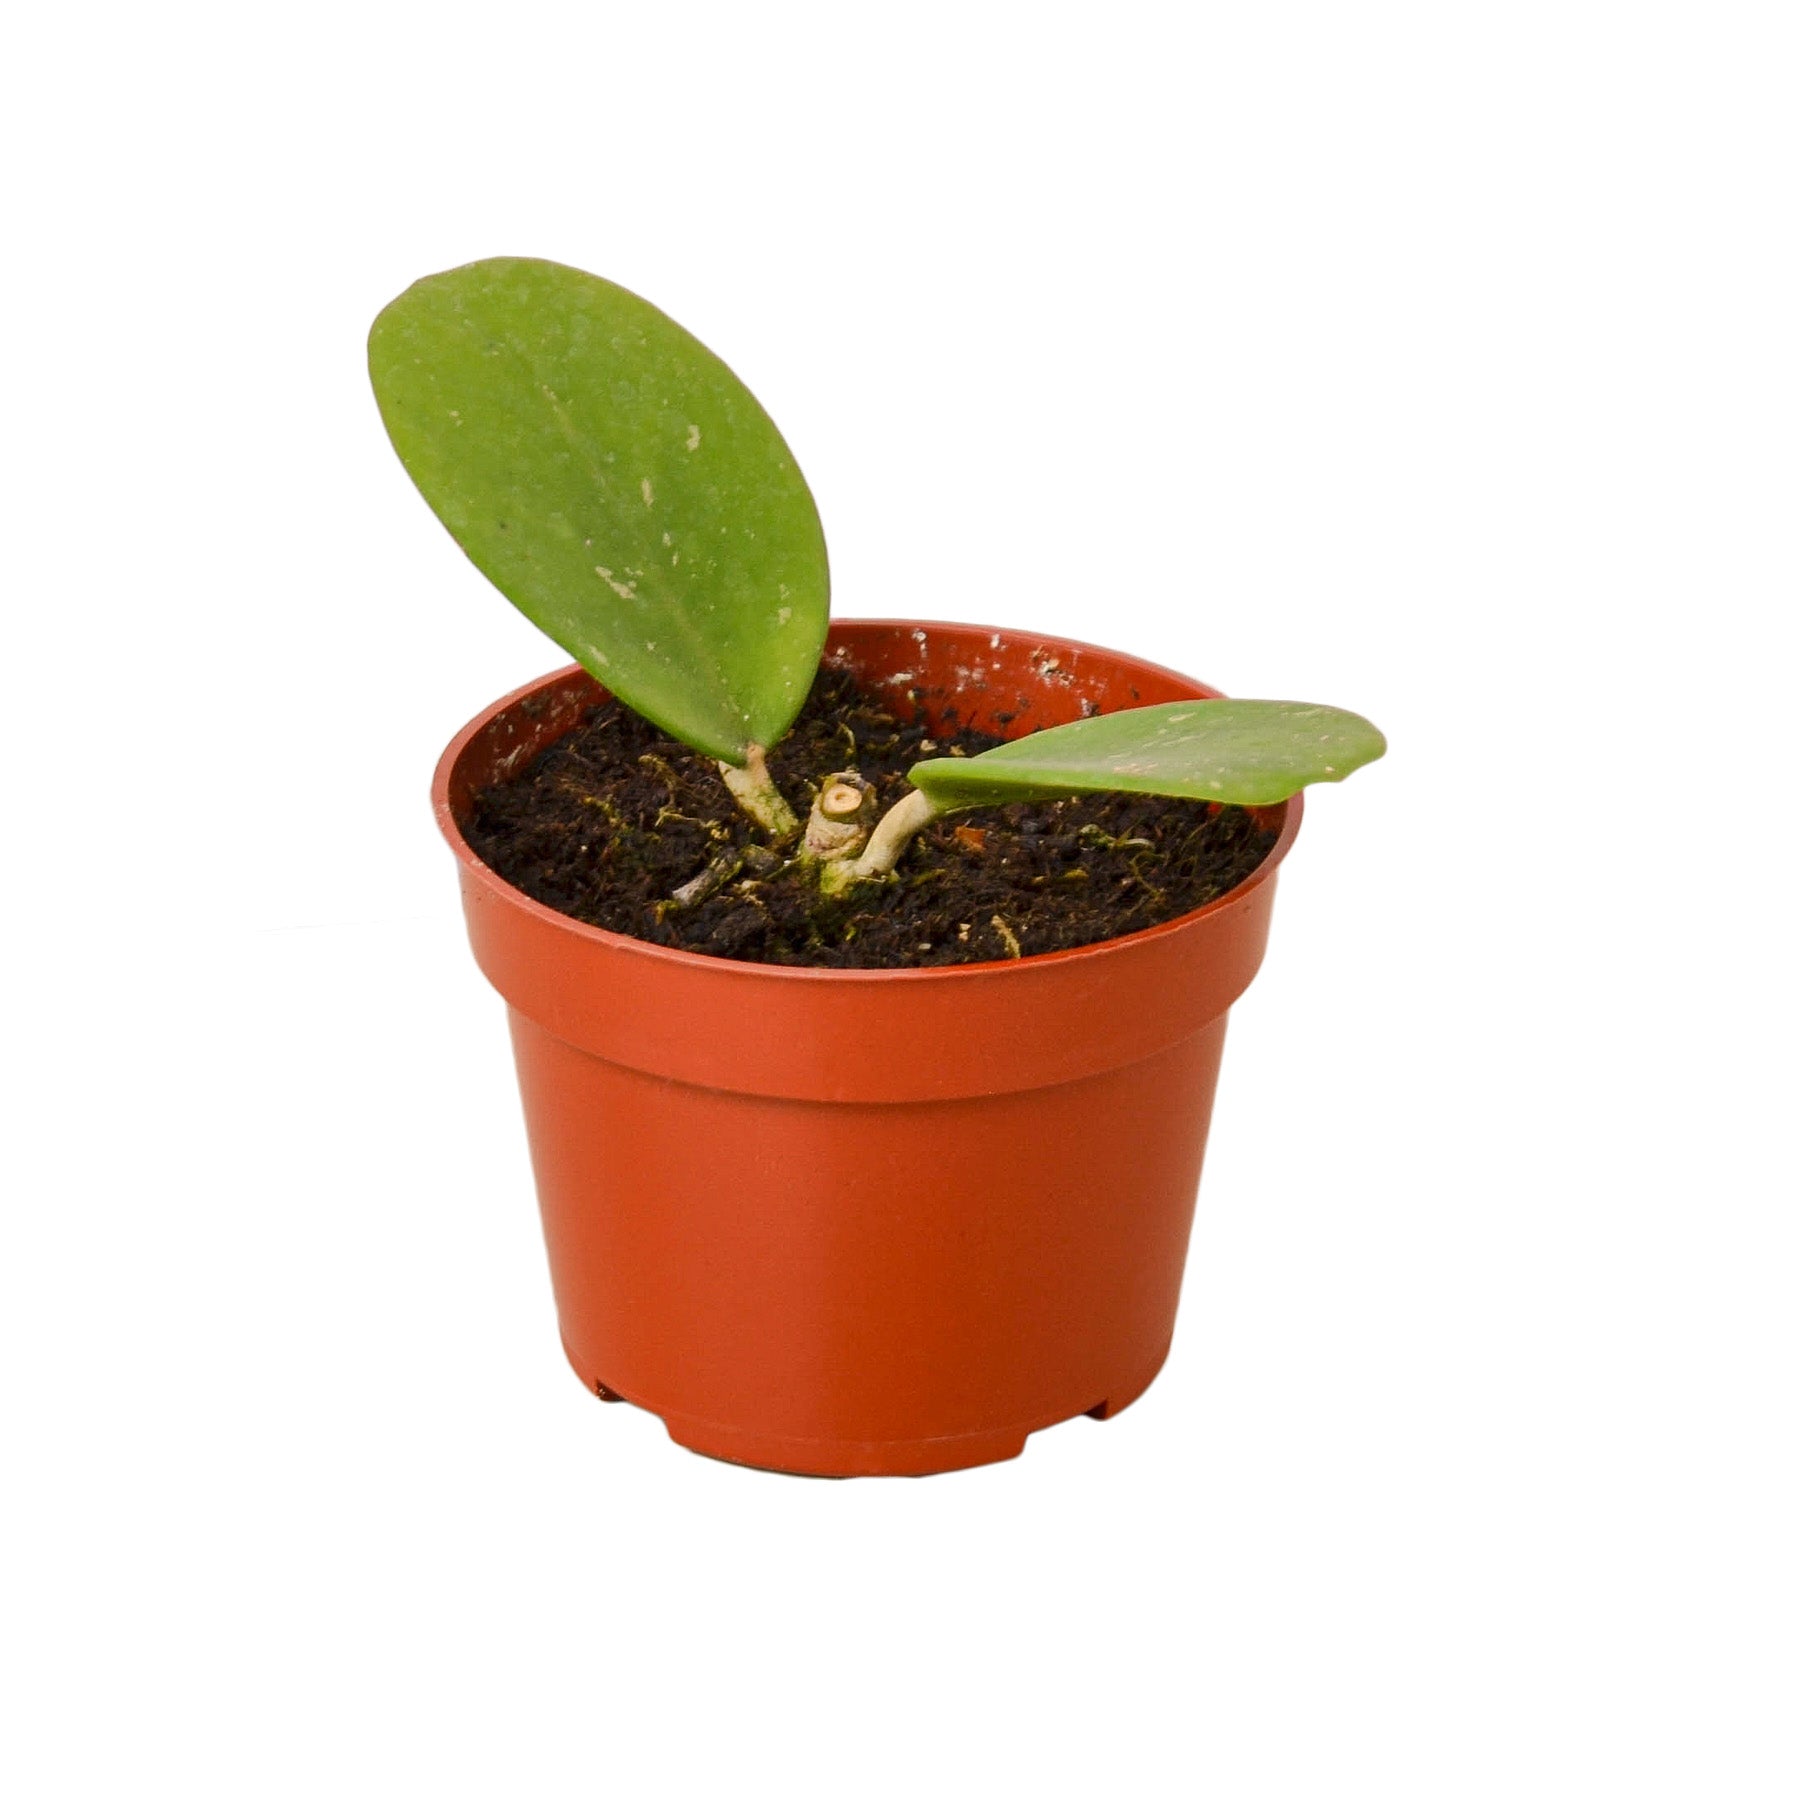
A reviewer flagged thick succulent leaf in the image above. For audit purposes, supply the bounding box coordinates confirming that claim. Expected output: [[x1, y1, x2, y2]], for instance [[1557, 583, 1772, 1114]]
[[369, 258, 828, 763], [908, 699, 1386, 810]]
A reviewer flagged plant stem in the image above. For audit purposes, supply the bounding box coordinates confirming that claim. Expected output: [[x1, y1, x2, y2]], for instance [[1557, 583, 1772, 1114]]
[[800, 771, 878, 868], [717, 745, 799, 843], [820, 787, 944, 892]]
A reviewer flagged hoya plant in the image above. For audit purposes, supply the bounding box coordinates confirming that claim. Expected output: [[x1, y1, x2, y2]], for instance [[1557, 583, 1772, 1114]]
[[370, 258, 1384, 901]]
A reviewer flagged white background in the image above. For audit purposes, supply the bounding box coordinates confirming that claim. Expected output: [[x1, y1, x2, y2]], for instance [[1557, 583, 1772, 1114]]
[[5, 3, 1795, 1794]]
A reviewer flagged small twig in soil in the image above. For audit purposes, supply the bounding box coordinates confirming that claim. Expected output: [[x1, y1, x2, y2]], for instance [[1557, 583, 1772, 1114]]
[[670, 850, 744, 909]]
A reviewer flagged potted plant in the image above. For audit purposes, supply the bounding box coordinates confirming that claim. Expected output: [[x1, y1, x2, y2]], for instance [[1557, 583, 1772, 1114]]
[[371, 258, 1384, 1476]]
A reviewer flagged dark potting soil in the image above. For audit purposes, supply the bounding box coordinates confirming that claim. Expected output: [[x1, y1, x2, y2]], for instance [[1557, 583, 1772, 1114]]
[[462, 666, 1280, 970]]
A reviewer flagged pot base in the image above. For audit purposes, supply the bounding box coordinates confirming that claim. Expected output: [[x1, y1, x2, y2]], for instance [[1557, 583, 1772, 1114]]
[[560, 1337, 1172, 1478]]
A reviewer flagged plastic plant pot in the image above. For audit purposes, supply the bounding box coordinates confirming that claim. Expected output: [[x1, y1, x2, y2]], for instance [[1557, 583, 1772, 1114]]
[[433, 620, 1301, 1477]]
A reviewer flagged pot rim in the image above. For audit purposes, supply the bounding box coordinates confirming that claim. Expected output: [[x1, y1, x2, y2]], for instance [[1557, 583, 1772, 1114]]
[[432, 617, 1304, 986]]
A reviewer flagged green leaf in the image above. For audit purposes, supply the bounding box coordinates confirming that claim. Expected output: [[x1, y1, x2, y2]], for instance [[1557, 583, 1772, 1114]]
[[369, 258, 829, 763], [907, 700, 1386, 810]]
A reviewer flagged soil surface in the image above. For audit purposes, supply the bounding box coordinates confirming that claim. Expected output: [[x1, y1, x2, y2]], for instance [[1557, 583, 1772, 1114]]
[[463, 666, 1279, 969]]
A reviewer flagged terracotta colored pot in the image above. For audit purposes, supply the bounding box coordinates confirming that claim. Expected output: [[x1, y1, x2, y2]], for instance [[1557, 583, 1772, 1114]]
[[433, 621, 1301, 1476]]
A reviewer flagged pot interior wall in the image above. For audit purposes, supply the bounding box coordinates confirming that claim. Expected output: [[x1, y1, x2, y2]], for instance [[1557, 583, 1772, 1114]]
[[822, 622, 1223, 739]]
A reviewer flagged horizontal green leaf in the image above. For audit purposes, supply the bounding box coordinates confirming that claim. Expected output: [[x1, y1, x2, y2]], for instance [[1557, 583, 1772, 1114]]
[[369, 258, 828, 763], [907, 699, 1386, 810]]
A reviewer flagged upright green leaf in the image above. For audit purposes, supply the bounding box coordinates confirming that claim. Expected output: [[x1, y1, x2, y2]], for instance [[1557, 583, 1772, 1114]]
[[369, 258, 829, 763], [907, 699, 1386, 810]]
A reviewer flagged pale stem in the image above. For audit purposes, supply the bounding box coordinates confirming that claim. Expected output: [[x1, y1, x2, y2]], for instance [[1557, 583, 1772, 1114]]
[[819, 787, 944, 892], [801, 771, 878, 866], [718, 744, 800, 843]]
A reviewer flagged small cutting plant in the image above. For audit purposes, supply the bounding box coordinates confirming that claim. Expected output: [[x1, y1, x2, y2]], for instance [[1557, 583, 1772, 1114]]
[[371, 258, 1384, 911]]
